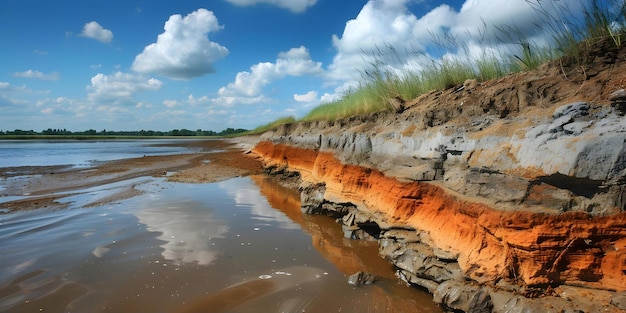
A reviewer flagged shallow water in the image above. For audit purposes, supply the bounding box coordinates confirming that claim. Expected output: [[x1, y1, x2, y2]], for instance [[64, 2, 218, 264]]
[[0, 175, 441, 313], [0, 139, 200, 168]]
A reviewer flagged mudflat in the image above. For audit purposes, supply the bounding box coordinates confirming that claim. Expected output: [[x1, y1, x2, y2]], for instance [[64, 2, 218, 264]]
[[0, 139, 264, 212]]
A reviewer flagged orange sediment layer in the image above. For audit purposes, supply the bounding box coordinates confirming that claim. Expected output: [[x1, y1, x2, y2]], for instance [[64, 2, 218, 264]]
[[252, 141, 626, 291]]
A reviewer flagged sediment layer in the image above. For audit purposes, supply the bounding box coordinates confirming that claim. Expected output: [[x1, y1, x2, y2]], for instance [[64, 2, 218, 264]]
[[251, 140, 626, 312]]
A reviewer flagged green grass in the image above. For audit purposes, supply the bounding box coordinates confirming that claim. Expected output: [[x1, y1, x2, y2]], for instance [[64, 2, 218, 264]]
[[475, 53, 509, 81], [256, 0, 625, 132], [302, 88, 387, 122], [247, 116, 297, 134], [540, 0, 626, 64]]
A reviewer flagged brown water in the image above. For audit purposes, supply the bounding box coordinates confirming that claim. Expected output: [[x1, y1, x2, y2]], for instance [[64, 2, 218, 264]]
[[0, 175, 441, 313]]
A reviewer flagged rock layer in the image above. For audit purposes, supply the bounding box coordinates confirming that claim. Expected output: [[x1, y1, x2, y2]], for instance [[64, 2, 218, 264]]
[[252, 140, 626, 312], [242, 41, 626, 311], [252, 141, 626, 289]]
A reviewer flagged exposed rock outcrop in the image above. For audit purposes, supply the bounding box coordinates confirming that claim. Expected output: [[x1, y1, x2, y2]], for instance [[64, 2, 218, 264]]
[[239, 41, 626, 312]]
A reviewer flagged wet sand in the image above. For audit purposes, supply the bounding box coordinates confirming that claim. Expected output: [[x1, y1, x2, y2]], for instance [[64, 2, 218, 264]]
[[0, 139, 264, 212]]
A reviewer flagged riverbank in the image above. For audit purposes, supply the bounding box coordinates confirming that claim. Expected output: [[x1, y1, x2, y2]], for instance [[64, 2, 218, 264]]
[[0, 139, 264, 213], [233, 40, 626, 312]]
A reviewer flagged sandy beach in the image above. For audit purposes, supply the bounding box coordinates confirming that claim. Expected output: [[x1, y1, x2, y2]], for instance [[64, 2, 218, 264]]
[[0, 139, 264, 213]]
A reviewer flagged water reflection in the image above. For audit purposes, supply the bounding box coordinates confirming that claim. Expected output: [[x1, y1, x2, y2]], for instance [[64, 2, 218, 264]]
[[249, 175, 381, 275], [134, 198, 229, 265], [177, 265, 327, 313], [218, 178, 299, 230], [0, 175, 441, 313], [249, 175, 442, 312]]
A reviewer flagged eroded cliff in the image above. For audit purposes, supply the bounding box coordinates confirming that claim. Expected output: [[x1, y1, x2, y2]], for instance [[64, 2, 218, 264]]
[[240, 39, 626, 312]]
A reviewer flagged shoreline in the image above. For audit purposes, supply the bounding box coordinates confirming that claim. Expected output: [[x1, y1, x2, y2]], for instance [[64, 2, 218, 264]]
[[0, 139, 264, 213]]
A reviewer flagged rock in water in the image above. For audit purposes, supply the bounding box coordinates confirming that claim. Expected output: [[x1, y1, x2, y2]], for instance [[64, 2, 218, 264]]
[[348, 272, 377, 286]]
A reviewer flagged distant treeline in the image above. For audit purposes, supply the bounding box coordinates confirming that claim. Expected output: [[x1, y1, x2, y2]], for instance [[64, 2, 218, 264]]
[[0, 128, 249, 137]]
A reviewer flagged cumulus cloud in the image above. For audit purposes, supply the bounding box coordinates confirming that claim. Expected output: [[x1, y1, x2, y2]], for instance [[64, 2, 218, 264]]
[[14, 70, 60, 81], [163, 100, 179, 108], [294, 90, 318, 102], [0, 82, 12, 90], [327, 0, 584, 85], [132, 9, 229, 80], [224, 0, 317, 13], [328, 0, 455, 83], [320, 92, 341, 103], [218, 46, 323, 101], [87, 72, 162, 106], [80, 21, 114, 43]]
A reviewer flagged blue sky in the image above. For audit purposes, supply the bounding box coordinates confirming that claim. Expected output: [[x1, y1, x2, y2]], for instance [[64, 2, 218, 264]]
[[0, 0, 596, 132]]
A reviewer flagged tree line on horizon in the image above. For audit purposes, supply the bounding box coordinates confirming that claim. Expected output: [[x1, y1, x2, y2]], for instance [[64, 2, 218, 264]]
[[0, 127, 249, 137]]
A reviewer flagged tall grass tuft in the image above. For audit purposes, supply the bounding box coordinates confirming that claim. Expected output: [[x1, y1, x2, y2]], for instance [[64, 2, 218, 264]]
[[475, 52, 509, 81], [422, 58, 477, 90], [536, 0, 626, 64], [301, 84, 390, 122], [252, 0, 626, 133], [247, 116, 297, 134], [509, 41, 556, 72]]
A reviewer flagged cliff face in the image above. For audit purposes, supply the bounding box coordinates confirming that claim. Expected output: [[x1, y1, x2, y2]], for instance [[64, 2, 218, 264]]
[[253, 141, 626, 286], [243, 40, 626, 312]]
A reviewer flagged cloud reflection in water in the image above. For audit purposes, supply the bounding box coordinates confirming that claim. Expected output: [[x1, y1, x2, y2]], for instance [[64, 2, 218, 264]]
[[135, 198, 229, 265], [218, 178, 299, 230]]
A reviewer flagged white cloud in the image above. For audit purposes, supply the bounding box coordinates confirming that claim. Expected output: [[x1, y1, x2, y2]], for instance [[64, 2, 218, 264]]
[[80, 21, 114, 43], [0, 82, 12, 90], [454, 0, 582, 45], [31, 97, 86, 121], [224, 0, 317, 13], [320, 92, 340, 103], [328, 0, 456, 83], [217, 46, 323, 101], [135, 101, 153, 109], [0, 82, 30, 92], [163, 100, 179, 108], [186, 94, 211, 106], [0, 94, 29, 106], [327, 0, 585, 86], [132, 9, 229, 80], [14, 70, 60, 81], [294, 91, 318, 102], [87, 72, 162, 106], [212, 94, 271, 108], [96, 105, 129, 113]]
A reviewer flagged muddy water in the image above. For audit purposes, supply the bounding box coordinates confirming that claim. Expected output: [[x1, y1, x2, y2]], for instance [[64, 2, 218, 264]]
[[0, 175, 441, 313]]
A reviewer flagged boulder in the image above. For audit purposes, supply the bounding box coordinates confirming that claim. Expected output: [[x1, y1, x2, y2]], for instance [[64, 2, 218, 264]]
[[552, 101, 590, 118], [610, 89, 626, 115]]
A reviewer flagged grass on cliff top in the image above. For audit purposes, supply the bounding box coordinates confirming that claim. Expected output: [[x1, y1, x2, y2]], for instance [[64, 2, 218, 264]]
[[302, 83, 388, 121], [247, 116, 297, 135], [265, 0, 625, 127]]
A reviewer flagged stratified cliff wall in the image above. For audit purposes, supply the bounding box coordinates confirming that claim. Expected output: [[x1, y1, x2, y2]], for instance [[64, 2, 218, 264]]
[[240, 41, 626, 312], [253, 139, 626, 288]]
